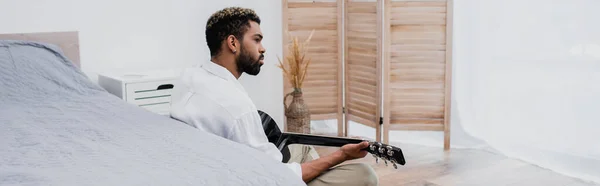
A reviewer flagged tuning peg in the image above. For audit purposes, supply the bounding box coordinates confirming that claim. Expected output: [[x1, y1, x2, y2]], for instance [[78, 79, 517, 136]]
[[390, 159, 399, 169], [374, 156, 379, 163], [384, 159, 388, 166], [387, 146, 394, 156]]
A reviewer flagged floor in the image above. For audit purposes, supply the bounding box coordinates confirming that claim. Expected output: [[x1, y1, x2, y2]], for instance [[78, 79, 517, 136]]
[[314, 142, 598, 186]]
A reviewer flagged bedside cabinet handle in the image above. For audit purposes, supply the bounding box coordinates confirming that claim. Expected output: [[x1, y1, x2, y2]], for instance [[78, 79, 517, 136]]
[[157, 84, 174, 90]]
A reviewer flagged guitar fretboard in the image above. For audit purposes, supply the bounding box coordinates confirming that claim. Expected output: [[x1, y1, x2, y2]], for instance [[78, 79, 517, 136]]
[[278, 132, 370, 152]]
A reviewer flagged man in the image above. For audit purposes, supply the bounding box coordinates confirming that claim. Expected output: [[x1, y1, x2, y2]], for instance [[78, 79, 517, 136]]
[[170, 7, 378, 186]]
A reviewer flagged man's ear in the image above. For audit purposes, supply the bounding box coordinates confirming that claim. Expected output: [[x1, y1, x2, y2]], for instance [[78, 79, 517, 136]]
[[227, 35, 238, 54]]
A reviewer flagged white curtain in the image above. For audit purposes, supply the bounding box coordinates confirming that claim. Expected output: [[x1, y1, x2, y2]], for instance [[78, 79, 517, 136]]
[[447, 0, 600, 183]]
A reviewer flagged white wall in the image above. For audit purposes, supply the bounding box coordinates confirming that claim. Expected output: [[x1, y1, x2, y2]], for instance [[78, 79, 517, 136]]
[[453, 0, 600, 183], [0, 0, 285, 127]]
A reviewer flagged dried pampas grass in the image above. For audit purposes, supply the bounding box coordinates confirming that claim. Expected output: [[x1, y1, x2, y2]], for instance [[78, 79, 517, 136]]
[[277, 30, 315, 90]]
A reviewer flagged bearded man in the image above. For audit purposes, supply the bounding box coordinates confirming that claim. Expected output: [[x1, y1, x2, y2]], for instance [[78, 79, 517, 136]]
[[170, 7, 378, 186]]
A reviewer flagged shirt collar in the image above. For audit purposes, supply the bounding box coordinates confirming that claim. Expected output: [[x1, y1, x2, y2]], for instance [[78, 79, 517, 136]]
[[201, 60, 249, 94], [201, 61, 237, 81]]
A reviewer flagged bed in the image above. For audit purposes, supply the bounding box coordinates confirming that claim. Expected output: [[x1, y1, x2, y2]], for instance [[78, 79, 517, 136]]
[[0, 32, 305, 186]]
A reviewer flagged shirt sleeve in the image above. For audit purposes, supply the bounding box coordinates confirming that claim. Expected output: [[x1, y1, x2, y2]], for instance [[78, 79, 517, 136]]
[[227, 111, 303, 179]]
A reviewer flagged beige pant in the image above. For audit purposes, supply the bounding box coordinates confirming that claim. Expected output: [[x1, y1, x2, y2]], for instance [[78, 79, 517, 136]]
[[287, 145, 379, 186]]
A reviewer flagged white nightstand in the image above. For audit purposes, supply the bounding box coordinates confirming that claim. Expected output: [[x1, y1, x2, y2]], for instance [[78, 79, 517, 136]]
[[98, 69, 183, 116]]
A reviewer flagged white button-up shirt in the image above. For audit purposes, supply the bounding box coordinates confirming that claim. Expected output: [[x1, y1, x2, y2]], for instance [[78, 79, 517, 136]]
[[169, 61, 303, 179]]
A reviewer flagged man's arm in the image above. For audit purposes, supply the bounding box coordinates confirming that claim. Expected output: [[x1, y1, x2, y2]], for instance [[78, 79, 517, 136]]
[[299, 141, 370, 183]]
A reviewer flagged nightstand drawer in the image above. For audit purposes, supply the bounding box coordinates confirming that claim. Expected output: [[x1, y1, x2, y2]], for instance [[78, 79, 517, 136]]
[[125, 80, 175, 105]]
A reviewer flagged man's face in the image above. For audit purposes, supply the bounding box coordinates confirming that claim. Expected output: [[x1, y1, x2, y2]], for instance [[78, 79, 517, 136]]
[[235, 21, 265, 76]]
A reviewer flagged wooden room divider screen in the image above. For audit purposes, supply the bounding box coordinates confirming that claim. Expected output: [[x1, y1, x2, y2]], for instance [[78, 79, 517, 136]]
[[282, 0, 453, 150]]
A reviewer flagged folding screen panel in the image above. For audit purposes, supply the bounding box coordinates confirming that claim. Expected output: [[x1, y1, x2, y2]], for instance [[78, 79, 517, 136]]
[[344, 0, 383, 141], [383, 0, 453, 149], [282, 0, 344, 136]]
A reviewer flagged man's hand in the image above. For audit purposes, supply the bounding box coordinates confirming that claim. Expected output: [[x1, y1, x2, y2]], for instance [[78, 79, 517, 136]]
[[299, 141, 370, 183], [340, 141, 370, 161]]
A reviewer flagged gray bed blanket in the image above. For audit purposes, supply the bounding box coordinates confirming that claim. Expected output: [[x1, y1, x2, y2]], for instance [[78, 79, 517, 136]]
[[0, 40, 304, 186]]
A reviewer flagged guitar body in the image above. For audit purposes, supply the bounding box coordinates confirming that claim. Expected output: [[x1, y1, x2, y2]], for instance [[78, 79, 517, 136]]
[[259, 110, 406, 168], [259, 109, 292, 162]]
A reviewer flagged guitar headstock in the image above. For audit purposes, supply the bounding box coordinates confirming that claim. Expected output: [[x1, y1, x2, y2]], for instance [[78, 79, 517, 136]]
[[366, 141, 406, 169]]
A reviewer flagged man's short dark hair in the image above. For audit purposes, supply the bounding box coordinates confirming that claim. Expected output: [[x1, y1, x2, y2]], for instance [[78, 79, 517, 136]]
[[205, 7, 261, 57]]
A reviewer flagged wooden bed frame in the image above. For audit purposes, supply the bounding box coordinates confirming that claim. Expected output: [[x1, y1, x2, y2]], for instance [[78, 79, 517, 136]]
[[0, 31, 81, 68]]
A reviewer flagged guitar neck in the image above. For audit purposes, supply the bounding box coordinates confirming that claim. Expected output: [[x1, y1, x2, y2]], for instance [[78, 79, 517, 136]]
[[278, 132, 369, 151]]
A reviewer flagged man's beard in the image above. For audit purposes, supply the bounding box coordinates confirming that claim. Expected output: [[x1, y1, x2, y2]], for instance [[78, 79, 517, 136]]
[[236, 47, 263, 76]]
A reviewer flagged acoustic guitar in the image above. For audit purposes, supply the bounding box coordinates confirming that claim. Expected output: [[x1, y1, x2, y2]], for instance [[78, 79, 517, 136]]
[[259, 110, 406, 169]]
